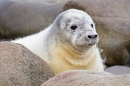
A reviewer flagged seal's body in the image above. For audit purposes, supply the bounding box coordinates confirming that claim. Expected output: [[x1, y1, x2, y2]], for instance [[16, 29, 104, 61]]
[[12, 9, 104, 75]]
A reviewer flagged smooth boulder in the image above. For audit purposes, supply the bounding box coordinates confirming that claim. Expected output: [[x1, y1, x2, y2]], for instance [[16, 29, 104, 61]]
[[0, 42, 54, 86], [0, 0, 68, 39], [41, 70, 130, 86]]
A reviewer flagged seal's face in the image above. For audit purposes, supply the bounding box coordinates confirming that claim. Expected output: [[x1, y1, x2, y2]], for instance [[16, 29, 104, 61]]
[[55, 9, 99, 51]]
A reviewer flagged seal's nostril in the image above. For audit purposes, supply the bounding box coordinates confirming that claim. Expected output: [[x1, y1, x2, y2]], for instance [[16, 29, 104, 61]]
[[88, 34, 98, 39], [88, 35, 92, 39], [94, 35, 97, 38]]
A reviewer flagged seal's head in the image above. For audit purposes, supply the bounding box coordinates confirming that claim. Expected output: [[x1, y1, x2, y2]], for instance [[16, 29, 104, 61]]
[[53, 9, 99, 52]]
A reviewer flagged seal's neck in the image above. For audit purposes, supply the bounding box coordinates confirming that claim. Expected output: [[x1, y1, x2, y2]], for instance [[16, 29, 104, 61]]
[[50, 41, 97, 66], [48, 41, 102, 75]]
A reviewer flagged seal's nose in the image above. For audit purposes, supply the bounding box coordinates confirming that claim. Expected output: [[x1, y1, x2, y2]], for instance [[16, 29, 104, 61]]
[[88, 34, 98, 39]]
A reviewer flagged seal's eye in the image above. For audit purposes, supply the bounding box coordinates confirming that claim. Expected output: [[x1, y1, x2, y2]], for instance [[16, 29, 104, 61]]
[[71, 25, 77, 30], [91, 24, 93, 28]]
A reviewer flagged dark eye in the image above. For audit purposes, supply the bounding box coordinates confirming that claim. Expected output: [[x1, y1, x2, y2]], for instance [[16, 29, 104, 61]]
[[71, 25, 77, 30], [91, 24, 93, 28]]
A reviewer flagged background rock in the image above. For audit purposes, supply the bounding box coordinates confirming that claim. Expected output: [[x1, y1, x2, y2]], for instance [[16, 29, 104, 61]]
[[0, 42, 54, 86], [105, 65, 130, 75], [41, 70, 130, 86], [0, 0, 68, 39], [64, 0, 130, 66]]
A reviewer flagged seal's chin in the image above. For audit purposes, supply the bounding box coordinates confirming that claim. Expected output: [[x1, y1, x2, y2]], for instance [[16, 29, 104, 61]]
[[88, 42, 98, 47], [75, 41, 97, 48]]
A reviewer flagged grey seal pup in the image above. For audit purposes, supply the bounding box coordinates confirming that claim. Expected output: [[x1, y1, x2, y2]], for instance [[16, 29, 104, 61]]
[[12, 9, 104, 75]]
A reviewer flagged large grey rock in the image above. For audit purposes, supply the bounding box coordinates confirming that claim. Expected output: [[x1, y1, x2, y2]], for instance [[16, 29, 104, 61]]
[[0, 42, 54, 86], [0, 0, 68, 39], [64, 0, 130, 66], [41, 70, 130, 86]]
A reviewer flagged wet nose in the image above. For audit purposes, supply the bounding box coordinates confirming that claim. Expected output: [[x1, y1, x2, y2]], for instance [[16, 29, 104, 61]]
[[88, 34, 98, 39]]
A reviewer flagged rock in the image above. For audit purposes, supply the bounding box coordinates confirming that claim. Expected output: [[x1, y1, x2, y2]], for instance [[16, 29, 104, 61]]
[[105, 65, 130, 75], [41, 70, 130, 86], [64, 0, 130, 66], [0, 0, 68, 39], [0, 41, 54, 86]]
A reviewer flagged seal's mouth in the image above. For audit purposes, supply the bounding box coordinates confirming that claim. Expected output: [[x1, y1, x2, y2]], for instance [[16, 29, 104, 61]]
[[88, 44, 93, 46], [73, 44, 94, 52], [72, 38, 98, 51], [75, 44, 94, 48]]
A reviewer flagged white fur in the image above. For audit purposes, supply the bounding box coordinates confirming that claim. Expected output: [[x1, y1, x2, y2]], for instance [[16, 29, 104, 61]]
[[12, 27, 51, 62], [12, 9, 104, 75]]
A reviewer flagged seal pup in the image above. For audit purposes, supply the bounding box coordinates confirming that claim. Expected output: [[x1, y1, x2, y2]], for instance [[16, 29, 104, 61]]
[[12, 9, 104, 75]]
